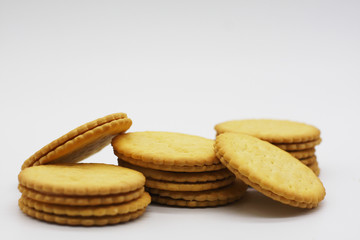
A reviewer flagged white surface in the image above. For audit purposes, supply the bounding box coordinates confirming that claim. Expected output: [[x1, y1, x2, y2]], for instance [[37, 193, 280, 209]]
[[1, 0, 359, 239]]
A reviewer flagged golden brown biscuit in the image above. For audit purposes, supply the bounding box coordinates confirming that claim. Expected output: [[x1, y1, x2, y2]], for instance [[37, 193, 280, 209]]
[[215, 119, 320, 143], [118, 159, 234, 183], [22, 113, 132, 169], [214, 133, 325, 208], [18, 163, 145, 196]]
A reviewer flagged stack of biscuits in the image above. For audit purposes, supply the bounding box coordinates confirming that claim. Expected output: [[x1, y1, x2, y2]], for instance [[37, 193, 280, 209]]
[[18, 113, 151, 226], [112, 132, 247, 207], [215, 119, 322, 175], [18, 163, 150, 226]]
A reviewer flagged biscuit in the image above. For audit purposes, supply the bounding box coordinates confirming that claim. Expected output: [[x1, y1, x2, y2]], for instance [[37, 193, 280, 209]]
[[22, 113, 132, 169], [299, 156, 316, 166], [18, 185, 145, 206], [274, 138, 321, 151], [215, 133, 325, 208], [151, 196, 240, 208], [116, 153, 225, 172], [19, 192, 150, 217], [118, 159, 234, 183], [18, 163, 145, 196], [147, 180, 247, 202], [145, 176, 235, 192], [288, 148, 315, 159], [308, 160, 320, 176], [215, 119, 320, 143], [19, 201, 146, 226], [112, 132, 220, 167]]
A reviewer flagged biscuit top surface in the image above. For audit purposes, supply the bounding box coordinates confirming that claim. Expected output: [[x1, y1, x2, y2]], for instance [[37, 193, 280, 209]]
[[215, 119, 320, 143], [112, 132, 219, 166], [18, 163, 145, 196], [215, 133, 325, 204]]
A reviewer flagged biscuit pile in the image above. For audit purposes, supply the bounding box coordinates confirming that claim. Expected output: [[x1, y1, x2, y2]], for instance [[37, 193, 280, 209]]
[[18, 113, 153, 226], [215, 119, 322, 175], [112, 132, 247, 207], [18, 163, 150, 226], [18, 113, 327, 226]]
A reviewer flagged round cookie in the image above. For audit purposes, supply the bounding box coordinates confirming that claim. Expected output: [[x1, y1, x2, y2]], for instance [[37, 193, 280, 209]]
[[274, 138, 321, 151], [214, 132, 325, 208], [145, 176, 235, 192], [151, 196, 240, 208], [299, 156, 317, 165], [147, 180, 247, 202], [112, 132, 221, 167], [18, 163, 145, 196], [118, 159, 234, 183], [116, 154, 225, 172], [215, 119, 320, 143], [18, 185, 145, 206], [19, 201, 146, 226], [288, 148, 315, 159], [19, 192, 151, 217], [22, 113, 132, 169]]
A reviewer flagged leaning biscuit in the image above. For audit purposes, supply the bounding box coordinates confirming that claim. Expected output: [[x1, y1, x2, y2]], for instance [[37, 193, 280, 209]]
[[214, 133, 325, 208], [215, 119, 320, 143], [22, 113, 132, 169]]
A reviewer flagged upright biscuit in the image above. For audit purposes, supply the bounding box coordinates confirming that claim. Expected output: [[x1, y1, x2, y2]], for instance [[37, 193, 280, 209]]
[[22, 113, 132, 169], [215, 119, 320, 143], [215, 133, 325, 208]]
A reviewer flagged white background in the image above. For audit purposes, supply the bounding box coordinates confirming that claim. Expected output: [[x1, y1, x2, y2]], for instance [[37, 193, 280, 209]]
[[1, 0, 359, 239]]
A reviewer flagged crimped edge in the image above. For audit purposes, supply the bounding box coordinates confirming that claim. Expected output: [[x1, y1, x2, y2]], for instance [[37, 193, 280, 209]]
[[299, 156, 317, 165], [151, 195, 241, 208], [215, 142, 324, 208], [215, 119, 321, 143], [112, 132, 220, 166], [18, 185, 145, 206], [288, 148, 316, 159], [116, 155, 225, 172], [147, 180, 247, 201], [22, 113, 131, 169], [118, 159, 234, 183], [19, 201, 146, 226], [18, 163, 146, 196], [274, 138, 321, 151], [145, 176, 235, 192], [19, 192, 151, 217]]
